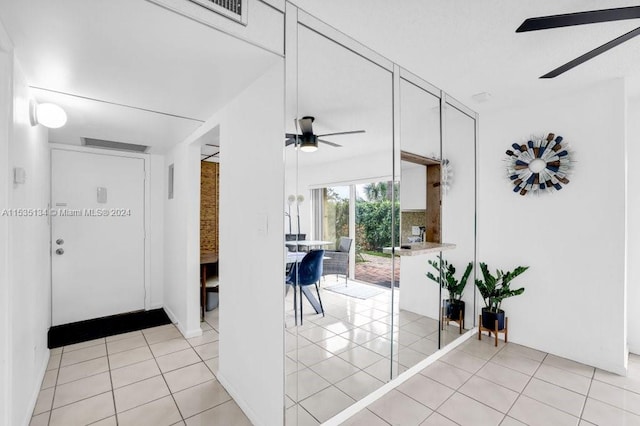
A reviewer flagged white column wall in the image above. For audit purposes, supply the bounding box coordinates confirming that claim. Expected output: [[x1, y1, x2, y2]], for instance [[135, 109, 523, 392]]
[[479, 79, 628, 374], [162, 60, 284, 424], [163, 143, 195, 336], [149, 153, 165, 309], [217, 61, 285, 426]]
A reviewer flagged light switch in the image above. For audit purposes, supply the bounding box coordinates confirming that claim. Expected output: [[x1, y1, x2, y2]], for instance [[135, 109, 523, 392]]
[[97, 187, 107, 203], [411, 226, 421, 236], [13, 167, 26, 184], [256, 213, 268, 236]]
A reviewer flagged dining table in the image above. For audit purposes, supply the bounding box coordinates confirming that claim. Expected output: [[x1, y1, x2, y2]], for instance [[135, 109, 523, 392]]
[[284, 240, 333, 249]]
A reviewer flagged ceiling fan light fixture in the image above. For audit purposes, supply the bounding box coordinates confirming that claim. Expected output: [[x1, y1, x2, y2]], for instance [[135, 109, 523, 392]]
[[299, 133, 318, 152]]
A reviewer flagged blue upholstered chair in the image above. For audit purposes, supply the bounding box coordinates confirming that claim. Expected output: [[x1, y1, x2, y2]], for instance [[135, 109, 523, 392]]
[[286, 249, 325, 325]]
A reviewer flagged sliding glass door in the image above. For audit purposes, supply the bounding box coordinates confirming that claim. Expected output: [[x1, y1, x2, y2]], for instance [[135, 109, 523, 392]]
[[354, 181, 399, 288], [320, 186, 350, 250]]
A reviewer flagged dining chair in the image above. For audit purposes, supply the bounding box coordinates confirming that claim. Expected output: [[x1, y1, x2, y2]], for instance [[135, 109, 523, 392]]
[[323, 237, 353, 285], [285, 249, 325, 325]]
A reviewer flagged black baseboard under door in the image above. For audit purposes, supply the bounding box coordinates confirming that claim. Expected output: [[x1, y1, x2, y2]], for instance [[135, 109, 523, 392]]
[[48, 308, 172, 349]]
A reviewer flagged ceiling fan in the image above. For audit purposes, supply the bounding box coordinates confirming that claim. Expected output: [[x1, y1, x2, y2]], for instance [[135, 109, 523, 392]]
[[285, 116, 365, 152], [516, 5, 640, 78]]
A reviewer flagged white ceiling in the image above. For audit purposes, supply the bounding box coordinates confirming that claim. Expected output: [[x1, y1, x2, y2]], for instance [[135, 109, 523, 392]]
[[292, 0, 640, 111], [3, 1, 639, 158], [0, 0, 280, 153]]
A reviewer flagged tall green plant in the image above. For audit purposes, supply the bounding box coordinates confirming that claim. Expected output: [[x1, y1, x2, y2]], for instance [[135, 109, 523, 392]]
[[475, 262, 528, 312], [426, 255, 473, 302]]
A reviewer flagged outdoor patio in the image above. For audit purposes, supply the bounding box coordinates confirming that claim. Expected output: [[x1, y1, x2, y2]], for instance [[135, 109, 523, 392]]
[[354, 253, 400, 288]]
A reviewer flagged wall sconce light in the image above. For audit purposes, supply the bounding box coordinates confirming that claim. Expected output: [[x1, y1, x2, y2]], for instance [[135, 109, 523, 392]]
[[29, 100, 67, 129]]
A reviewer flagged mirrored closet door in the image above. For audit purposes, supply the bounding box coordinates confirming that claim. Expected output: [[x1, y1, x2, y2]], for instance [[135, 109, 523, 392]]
[[284, 10, 395, 424], [283, 6, 478, 424]]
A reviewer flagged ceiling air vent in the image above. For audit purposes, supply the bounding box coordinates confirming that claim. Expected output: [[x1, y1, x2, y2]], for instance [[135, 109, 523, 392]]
[[82, 138, 149, 153], [189, 0, 246, 24]]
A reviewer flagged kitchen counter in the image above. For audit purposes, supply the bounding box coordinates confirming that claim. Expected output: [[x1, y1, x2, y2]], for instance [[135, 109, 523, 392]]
[[383, 242, 456, 256]]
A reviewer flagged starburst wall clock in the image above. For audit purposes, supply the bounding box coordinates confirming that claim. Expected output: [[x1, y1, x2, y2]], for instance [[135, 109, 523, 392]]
[[505, 133, 573, 196]]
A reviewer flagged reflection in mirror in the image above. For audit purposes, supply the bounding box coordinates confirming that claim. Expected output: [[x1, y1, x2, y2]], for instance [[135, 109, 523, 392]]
[[441, 102, 477, 345], [393, 79, 445, 374], [284, 22, 394, 423]]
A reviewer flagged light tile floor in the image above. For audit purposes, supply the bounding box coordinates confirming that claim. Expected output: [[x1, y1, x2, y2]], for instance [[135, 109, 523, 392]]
[[32, 277, 640, 426], [337, 336, 640, 426], [286, 276, 465, 424], [30, 309, 251, 426]]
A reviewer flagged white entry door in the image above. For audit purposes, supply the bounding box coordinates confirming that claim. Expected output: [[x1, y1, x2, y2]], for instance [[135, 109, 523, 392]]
[[51, 149, 145, 326]]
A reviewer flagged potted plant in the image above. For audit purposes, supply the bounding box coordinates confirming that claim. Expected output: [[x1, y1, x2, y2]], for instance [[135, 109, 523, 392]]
[[475, 262, 527, 331], [426, 255, 473, 323]]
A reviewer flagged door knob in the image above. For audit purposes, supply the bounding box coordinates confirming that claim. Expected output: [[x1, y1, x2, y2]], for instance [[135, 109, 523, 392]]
[[56, 248, 64, 255], [56, 238, 64, 245]]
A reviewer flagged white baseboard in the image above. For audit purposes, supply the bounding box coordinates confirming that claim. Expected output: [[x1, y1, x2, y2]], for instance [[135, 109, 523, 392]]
[[323, 328, 476, 426], [181, 326, 203, 339], [217, 372, 266, 426], [162, 306, 202, 339], [21, 350, 49, 426], [163, 305, 178, 324]]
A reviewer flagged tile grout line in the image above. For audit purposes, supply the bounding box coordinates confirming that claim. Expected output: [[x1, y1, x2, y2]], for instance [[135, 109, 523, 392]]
[[430, 341, 506, 425], [44, 352, 63, 426], [289, 296, 472, 423], [104, 351, 118, 426], [503, 352, 601, 422], [501, 351, 548, 423], [143, 327, 187, 424], [39, 324, 226, 426], [143, 322, 231, 424], [577, 366, 597, 423], [581, 377, 640, 419], [288, 295, 393, 422]]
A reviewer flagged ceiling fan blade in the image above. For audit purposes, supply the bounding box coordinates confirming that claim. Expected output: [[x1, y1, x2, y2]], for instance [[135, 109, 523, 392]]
[[298, 117, 314, 134], [516, 6, 640, 32], [285, 133, 299, 139], [285, 138, 297, 147], [318, 139, 342, 148], [540, 26, 640, 78], [317, 130, 366, 137]]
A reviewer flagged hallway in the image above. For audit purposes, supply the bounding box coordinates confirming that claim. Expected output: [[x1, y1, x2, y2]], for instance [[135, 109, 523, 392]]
[[28, 310, 249, 426]]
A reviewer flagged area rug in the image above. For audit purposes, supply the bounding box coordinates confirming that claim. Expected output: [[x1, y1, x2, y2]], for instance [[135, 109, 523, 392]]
[[324, 282, 384, 300]]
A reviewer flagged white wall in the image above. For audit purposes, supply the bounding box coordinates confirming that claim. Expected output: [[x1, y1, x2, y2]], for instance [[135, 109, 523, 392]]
[[627, 96, 640, 355], [0, 33, 12, 426], [479, 79, 628, 374], [149, 153, 165, 308], [163, 142, 198, 336], [217, 61, 285, 426], [148, 0, 284, 55], [7, 58, 51, 425]]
